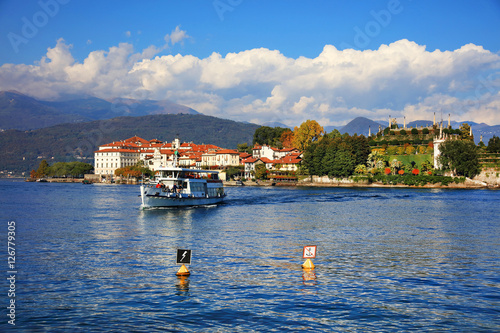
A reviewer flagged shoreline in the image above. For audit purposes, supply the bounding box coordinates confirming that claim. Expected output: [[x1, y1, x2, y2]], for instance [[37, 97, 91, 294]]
[[224, 179, 499, 189], [3, 177, 497, 189]]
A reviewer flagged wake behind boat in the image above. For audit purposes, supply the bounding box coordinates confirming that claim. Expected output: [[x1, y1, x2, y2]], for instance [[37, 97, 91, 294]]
[[140, 166, 226, 208]]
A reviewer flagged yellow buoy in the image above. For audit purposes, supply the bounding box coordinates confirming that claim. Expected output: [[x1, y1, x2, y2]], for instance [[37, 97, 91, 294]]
[[176, 264, 190, 276], [301, 258, 315, 269]]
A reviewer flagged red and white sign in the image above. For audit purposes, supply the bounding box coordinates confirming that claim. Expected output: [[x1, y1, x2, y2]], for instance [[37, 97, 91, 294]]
[[302, 245, 317, 259]]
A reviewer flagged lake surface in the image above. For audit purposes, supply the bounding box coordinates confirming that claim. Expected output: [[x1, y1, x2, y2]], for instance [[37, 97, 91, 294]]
[[1, 179, 499, 332]]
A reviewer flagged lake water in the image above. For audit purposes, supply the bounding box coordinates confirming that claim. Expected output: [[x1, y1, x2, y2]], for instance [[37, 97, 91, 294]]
[[1, 179, 499, 332]]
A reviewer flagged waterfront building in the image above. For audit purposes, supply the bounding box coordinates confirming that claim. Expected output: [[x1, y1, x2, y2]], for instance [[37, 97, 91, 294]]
[[243, 151, 302, 179]]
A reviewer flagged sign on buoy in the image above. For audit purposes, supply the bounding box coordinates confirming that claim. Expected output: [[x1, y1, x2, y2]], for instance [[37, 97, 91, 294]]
[[176, 249, 192, 264], [302, 245, 317, 259], [176, 249, 192, 276], [302, 245, 316, 269]]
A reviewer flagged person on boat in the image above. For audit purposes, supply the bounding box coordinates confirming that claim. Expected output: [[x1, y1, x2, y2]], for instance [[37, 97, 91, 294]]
[[155, 182, 162, 188], [172, 184, 178, 192]]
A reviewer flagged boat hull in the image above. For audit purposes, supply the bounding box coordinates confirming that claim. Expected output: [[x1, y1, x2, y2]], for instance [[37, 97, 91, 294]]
[[140, 185, 225, 208]]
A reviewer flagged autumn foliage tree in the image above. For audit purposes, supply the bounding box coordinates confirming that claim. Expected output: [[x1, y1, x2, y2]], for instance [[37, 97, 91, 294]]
[[280, 130, 295, 148], [115, 163, 153, 179], [292, 120, 324, 151]]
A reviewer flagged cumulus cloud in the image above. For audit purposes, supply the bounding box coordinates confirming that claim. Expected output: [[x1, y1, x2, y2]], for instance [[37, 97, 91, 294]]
[[164, 25, 190, 46], [0, 39, 499, 126]]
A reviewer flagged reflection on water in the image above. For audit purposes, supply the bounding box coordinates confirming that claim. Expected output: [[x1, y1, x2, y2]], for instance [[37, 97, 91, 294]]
[[1, 181, 500, 332]]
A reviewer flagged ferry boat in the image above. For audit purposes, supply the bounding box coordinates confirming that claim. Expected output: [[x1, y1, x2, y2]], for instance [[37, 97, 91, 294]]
[[140, 166, 226, 208]]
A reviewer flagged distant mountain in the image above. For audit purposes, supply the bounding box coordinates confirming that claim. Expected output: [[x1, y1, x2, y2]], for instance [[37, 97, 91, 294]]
[[0, 113, 260, 173], [0, 91, 199, 131], [339, 117, 385, 136], [0, 91, 86, 130], [323, 125, 343, 133], [262, 121, 293, 129]]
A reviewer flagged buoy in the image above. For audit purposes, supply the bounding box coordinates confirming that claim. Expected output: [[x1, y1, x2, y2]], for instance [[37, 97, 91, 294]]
[[176, 264, 190, 276], [301, 258, 315, 269]]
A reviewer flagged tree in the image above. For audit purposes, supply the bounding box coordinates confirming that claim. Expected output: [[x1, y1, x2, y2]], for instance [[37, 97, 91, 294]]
[[237, 143, 252, 154], [253, 126, 290, 147], [226, 166, 244, 180], [459, 123, 474, 141], [487, 135, 500, 153], [253, 126, 275, 145], [280, 130, 294, 148], [346, 135, 370, 166], [36, 160, 50, 177], [438, 139, 480, 177], [324, 129, 342, 139], [292, 120, 324, 151], [254, 163, 267, 180], [329, 146, 355, 178]]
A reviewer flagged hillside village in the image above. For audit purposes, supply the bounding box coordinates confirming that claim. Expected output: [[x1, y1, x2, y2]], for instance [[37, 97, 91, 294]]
[[93, 136, 303, 182]]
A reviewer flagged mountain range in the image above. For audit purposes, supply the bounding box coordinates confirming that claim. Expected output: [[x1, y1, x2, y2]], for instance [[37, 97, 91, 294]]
[[0, 91, 198, 131]]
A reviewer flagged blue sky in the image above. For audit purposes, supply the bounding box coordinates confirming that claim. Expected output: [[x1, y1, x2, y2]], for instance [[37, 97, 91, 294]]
[[1, 0, 499, 126]]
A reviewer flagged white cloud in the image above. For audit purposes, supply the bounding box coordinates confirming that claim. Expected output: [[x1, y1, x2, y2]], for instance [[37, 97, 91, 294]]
[[0, 39, 499, 126], [164, 25, 190, 46]]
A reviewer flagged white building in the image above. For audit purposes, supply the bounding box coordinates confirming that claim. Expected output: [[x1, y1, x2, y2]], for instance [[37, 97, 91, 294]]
[[94, 148, 140, 176]]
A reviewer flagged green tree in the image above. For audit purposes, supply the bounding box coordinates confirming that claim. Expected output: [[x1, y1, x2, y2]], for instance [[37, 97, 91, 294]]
[[347, 135, 370, 166], [237, 143, 252, 154], [48, 162, 70, 177], [329, 144, 356, 178], [253, 126, 275, 145], [459, 123, 474, 141], [226, 166, 244, 179], [254, 163, 267, 180], [36, 160, 50, 177], [438, 139, 480, 177], [487, 135, 500, 153], [324, 129, 342, 139], [68, 162, 94, 177], [253, 126, 290, 147]]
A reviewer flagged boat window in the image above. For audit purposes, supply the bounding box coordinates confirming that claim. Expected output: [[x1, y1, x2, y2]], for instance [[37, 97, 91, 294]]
[[212, 173, 219, 180]]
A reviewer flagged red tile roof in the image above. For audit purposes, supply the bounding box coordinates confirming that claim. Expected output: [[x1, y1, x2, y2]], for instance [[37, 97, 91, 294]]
[[216, 149, 239, 155]]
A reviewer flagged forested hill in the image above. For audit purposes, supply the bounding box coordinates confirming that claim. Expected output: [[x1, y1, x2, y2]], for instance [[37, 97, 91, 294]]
[[0, 114, 260, 173]]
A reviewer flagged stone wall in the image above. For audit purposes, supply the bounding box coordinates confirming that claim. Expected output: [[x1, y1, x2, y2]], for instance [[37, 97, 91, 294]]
[[473, 168, 500, 186]]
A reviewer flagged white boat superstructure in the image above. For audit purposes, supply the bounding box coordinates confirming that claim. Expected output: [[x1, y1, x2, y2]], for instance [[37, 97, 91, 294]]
[[140, 166, 226, 208]]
